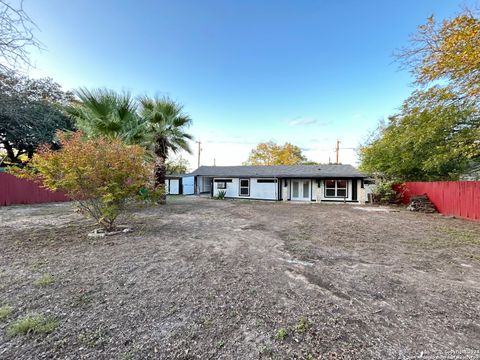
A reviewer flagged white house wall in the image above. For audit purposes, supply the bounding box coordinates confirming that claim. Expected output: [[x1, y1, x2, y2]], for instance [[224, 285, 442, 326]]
[[213, 178, 239, 197], [281, 179, 360, 202], [210, 177, 362, 202], [197, 176, 203, 194], [213, 178, 277, 200], [318, 179, 353, 201]]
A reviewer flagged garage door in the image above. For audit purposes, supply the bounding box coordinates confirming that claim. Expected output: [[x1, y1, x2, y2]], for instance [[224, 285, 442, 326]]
[[182, 176, 195, 195]]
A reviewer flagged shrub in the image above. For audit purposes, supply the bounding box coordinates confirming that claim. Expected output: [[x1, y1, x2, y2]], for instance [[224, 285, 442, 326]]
[[216, 190, 227, 200], [371, 180, 400, 204], [13, 131, 154, 231], [7, 315, 58, 336]]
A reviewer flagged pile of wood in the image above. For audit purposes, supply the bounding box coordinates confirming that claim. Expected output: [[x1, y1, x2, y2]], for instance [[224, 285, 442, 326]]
[[407, 194, 437, 213]]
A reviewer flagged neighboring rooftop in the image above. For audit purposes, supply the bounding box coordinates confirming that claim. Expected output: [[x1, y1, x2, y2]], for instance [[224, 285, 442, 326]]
[[189, 164, 365, 178]]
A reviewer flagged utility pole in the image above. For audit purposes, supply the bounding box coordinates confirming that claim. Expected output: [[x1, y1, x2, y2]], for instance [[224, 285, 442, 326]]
[[335, 140, 340, 164], [334, 140, 355, 165], [196, 141, 201, 168]]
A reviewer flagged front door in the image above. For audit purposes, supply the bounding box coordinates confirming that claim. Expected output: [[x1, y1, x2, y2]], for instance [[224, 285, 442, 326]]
[[291, 179, 310, 201]]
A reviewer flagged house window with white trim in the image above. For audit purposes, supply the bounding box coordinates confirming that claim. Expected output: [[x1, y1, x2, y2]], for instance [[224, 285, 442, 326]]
[[325, 180, 348, 198], [214, 178, 232, 189], [239, 179, 250, 196]]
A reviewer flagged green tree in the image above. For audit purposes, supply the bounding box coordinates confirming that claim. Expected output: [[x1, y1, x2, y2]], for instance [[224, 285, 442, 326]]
[[66, 88, 147, 146], [359, 90, 479, 180], [244, 141, 308, 165], [139, 97, 193, 188], [361, 9, 480, 181], [397, 9, 480, 100], [166, 156, 190, 174], [0, 71, 74, 164]]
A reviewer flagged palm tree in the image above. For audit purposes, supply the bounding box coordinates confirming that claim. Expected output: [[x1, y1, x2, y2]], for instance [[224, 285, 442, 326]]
[[139, 97, 193, 189], [67, 88, 147, 146]]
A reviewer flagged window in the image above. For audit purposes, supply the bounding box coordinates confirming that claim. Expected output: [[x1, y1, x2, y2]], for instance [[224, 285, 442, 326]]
[[239, 179, 249, 196], [325, 180, 348, 198], [214, 178, 231, 190], [257, 179, 277, 183]]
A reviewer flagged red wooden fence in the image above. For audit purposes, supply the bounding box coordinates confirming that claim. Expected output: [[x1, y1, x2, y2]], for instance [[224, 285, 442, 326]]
[[394, 181, 480, 221], [0, 172, 69, 206]]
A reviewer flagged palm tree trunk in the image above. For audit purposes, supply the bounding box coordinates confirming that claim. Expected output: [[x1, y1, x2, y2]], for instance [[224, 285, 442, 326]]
[[154, 137, 169, 201], [154, 155, 167, 188]]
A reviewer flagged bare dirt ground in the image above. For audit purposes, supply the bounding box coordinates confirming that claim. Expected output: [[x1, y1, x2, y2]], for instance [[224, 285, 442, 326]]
[[0, 197, 479, 359]]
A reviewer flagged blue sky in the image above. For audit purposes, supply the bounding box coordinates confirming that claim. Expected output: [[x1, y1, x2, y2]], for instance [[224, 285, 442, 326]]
[[25, 0, 463, 168]]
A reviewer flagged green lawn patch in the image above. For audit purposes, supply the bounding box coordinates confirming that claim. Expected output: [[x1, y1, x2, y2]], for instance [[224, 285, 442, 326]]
[[7, 315, 58, 336]]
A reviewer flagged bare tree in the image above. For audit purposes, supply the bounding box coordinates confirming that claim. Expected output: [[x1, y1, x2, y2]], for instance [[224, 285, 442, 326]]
[[0, 0, 41, 72]]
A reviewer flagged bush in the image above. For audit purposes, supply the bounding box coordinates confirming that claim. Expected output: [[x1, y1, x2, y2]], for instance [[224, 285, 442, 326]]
[[13, 131, 154, 231], [371, 180, 400, 204], [216, 190, 227, 200]]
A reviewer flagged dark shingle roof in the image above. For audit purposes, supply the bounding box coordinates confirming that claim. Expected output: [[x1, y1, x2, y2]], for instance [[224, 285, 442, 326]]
[[189, 164, 365, 178]]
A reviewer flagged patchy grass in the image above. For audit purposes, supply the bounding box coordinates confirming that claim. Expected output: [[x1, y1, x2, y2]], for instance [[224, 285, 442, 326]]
[[0, 305, 13, 321], [0, 198, 479, 358], [275, 327, 288, 341], [34, 274, 55, 287], [78, 326, 107, 348], [7, 315, 58, 336], [295, 316, 311, 334], [29, 259, 46, 272], [70, 290, 93, 308], [442, 227, 480, 245]]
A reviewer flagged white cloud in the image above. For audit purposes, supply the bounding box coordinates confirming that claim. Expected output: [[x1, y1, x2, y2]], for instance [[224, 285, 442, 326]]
[[352, 112, 365, 120], [288, 117, 318, 126], [288, 117, 332, 127]]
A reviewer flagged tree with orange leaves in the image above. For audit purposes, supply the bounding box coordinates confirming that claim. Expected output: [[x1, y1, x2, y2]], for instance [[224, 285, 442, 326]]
[[397, 9, 480, 101], [244, 141, 313, 166], [13, 131, 157, 232]]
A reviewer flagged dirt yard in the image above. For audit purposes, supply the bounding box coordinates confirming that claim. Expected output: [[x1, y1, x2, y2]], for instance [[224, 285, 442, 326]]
[[0, 197, 479, 359]]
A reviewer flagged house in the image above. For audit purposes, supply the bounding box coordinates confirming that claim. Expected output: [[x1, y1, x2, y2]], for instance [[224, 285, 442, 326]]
[[183, 164, 368, 203]]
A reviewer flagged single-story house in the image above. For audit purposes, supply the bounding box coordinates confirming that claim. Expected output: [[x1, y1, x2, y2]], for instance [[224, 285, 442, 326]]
[[183, 164, 368, 203]]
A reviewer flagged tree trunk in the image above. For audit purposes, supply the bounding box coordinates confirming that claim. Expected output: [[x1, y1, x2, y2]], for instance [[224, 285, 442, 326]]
[[154, 154, 167, 202], [2, 141, 20, 164], [154, 155, 167, 188], [154, 137, 168, 202]]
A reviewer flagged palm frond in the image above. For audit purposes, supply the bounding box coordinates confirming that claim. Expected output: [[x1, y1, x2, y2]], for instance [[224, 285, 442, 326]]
[[69, 87, 145, 145], [139, 96, 194, 157]]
